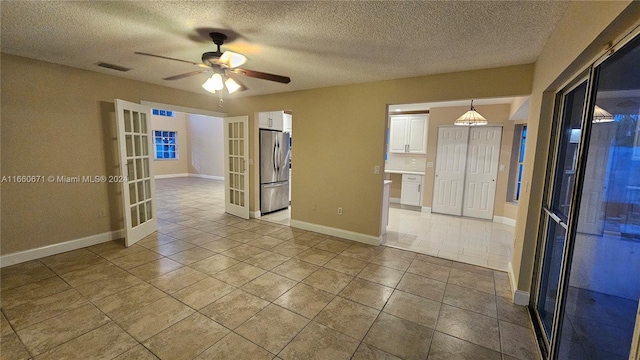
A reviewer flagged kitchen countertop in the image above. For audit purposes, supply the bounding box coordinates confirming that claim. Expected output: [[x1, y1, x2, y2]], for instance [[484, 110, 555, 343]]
[[384, 169, 426, 175]]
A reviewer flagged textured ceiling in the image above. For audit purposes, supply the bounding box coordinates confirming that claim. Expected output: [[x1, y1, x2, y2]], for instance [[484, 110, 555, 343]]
[[1, 1, 569, 98]]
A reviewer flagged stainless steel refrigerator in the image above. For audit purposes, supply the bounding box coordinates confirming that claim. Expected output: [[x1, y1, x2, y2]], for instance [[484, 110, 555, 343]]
[[260, 129, 290, 214]]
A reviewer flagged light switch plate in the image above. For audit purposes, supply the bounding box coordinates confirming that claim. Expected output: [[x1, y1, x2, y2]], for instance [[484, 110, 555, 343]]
[[427, 162, 434, 168], [499, 164, 505, 171]]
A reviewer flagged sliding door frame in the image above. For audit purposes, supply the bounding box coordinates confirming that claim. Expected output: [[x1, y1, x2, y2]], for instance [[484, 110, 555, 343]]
[[529, 74, 592, 357], [530, 25, 640, 359]]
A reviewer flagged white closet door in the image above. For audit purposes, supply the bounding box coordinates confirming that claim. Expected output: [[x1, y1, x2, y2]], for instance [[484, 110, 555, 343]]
[[462, 126, 502, 220], [432, 126, 469, 216]]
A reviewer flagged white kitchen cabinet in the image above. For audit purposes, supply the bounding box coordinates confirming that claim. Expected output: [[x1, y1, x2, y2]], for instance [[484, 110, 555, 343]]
[[258, 111, 285, 130], [283, 113, 292, 133], [401, 174, 423, 206], [388, 115, 428, 154]]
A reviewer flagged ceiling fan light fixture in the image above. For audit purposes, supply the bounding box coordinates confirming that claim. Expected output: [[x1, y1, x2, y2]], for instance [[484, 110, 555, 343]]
[[220, 51, 247, 68], [592, 105, 615, 123], [202, 73, 224, 93], [454, 100, 488, 126], [225, 77, 242, 94]]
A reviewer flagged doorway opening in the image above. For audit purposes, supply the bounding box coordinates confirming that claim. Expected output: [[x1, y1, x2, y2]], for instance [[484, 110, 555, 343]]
[[258, 110, 293, 226], [382, 97, 529, 271]]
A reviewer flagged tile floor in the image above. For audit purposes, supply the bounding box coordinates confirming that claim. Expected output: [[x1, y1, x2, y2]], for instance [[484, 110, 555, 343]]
[[383, 205, 515, 271], [0, 178, 540, 360]]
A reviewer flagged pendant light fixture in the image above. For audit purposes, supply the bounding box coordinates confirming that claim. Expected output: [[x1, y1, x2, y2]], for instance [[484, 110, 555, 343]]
[[592, 105, 615, 123], [454, 100, 488, 126]]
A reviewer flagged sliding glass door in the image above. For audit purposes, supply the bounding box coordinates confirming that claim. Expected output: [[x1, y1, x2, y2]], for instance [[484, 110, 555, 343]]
[[536, 80, 588, 343], [532, 33, 640, 359]]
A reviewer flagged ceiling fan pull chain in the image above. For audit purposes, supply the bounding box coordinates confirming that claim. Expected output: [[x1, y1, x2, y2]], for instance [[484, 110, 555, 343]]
[[218, 92, 223, 108]]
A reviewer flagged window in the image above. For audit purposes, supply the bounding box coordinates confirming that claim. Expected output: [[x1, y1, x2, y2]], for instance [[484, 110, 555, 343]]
[[508, 124, 527, 202], [515, 125, 527, 201], [152, 109, 175, 117], [153, 130, 177, 159]]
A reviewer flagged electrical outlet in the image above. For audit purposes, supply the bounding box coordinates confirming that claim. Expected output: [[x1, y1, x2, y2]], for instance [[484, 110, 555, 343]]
[[98, 209, 107, 218], [337, 207, 343, 215], [374, 165, 380, 174]]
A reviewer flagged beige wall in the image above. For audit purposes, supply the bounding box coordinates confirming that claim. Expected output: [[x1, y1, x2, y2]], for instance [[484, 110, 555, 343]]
[[226, 65, 533, 237], [421, 104, 515, 218], [151, 112, 189, 176], [1, 54, 222, 254], [511, 1, 639, 294], [187, 114, 224, 178]]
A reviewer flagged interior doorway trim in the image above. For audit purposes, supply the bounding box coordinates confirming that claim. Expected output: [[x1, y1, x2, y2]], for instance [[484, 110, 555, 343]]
[[140, 101, 227, 118]]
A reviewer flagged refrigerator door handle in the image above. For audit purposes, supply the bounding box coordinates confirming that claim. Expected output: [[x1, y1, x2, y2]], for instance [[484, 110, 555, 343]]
[[273, 137, 278, 174]]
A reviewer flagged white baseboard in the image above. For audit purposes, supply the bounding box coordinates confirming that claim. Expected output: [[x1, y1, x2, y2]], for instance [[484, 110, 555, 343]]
[[493, 216, 516, 227], [0, 230, 124, 268], [250, 211, 261, 218], [421, 207, 431, 213], [189, 173, 224, 181], [155, 173, 189, 179], [508, 261, 530, 305], [390, 197, 401, 204], [514, 290, 530, 306], [289, 220, 380, 246]]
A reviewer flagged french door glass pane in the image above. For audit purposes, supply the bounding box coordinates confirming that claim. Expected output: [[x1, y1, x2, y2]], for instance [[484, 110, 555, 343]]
[[557, 34, 640, 360]]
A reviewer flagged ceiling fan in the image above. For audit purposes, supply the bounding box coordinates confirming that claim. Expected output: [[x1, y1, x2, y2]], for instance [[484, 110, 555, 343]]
[[135, 32, 291, 94]]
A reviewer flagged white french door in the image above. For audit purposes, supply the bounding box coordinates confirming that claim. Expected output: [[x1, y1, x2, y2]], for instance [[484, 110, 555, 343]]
[[223, 116, 250, 219], [432, 126, 502, 220], [462, 126, 502, 220], [115, 99, 157, 246], [432, 126, 469, 216]]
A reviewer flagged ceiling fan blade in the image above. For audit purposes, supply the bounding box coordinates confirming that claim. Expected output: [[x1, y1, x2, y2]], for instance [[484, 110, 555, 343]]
[[163, 69, 211, 81], [135, 52, 209, 68], [231, 68, 291, 84]]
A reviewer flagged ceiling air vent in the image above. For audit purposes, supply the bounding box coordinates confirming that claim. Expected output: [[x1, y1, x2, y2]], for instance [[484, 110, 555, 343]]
[[96, 62, 131, 72]]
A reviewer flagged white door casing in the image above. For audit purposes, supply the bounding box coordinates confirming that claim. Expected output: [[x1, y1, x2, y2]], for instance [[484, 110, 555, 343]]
[[115, 99, 157, 247], [224, 116, 250, 219], [462, 126, 502, 220], [432, 126, 469, 216]]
